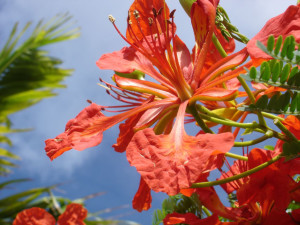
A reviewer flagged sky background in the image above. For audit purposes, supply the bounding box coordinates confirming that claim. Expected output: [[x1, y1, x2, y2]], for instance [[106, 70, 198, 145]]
[[0, 0, 295, 224]]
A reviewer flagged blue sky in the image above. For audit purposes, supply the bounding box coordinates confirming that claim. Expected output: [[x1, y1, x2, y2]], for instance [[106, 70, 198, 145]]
[[0, 0, 295, 224]]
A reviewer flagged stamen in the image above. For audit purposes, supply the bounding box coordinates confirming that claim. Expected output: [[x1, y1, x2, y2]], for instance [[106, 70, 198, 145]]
[[87, 99, 92, 104], [152, 8, 157, 18], [157, 7, 163, 16], [169, 9, 176, 18], [108, 15, 115, 23], [133, 10, 140, 19], [148, 17, 153, 26]]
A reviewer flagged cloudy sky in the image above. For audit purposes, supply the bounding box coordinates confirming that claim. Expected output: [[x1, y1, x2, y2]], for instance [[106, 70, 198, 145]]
[[0, 0, 295, 224]]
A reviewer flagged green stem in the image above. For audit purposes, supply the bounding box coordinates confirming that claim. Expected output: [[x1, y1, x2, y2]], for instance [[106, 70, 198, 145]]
[[188, 104, 214, 134], [198, 111, 259, 129], [233, 130, 273, 147], [202, 206, 211, 217], [237, 76, 267, 128], [261, 112, 284, 121], [225, 152, 248, 161], [191, 154, 281, 188], [212, 33, 227, 57]]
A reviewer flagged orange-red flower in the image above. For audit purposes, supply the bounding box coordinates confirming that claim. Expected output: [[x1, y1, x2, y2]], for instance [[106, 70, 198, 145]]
[[45, 0, 244, 198], [13, 203, 87, 225]]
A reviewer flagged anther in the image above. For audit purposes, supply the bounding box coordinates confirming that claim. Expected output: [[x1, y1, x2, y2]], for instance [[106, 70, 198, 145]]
[[133, 10, 140, 19], [86, 99, 92, 104], [169, 9, 176, 18], [106, 90, 110, 95], [152, 8, 157, 17], [108, 15, 115, 23], [148, 17, 153, 26], [157, 8, 163, 16]]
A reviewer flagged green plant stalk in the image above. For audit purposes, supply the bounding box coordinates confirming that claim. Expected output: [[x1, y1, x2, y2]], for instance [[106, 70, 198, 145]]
[[225, 152, 248, 161], [234, 130, 274, 147], [237, 76, 267, 128], [198, 111, 259, 129], [273, 119, 298, 142], [191, 154, 281, 188], [261, 112, 284, 121], [202, 205, 211, 217], [188, 104, 214, 133], [212, 33, 227, 57]]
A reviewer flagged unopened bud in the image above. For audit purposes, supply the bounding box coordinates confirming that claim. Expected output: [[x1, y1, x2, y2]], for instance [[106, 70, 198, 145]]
[[179, 0, 196, 17]]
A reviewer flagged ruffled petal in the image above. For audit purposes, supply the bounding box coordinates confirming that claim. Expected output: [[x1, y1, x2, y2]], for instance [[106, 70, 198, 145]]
[[57, 203, 87, 225], [126, 101, 234, 195], [45, 103, 104, 160], [13, 208, 56, 225]]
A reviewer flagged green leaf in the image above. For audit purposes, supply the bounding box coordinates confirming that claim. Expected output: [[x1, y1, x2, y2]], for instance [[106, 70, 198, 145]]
[[274, 35, 283, 56], [267, 35, 275, 52]]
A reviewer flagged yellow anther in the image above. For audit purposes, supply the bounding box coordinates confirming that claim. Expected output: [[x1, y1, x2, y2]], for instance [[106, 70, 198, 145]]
[[108, 15, 115, 23]]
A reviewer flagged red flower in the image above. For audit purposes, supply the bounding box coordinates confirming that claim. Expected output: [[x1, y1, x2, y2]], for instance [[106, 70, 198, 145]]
[[13, 203, 87, 225], [218, 148, 300, 224], [45, 0, 242, 198]]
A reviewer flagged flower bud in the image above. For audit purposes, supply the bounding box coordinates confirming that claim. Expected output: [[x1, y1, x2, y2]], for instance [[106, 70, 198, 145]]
[[179, 0, 196, 16]]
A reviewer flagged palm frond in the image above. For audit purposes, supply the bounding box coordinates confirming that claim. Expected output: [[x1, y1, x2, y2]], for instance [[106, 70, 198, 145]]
[[0, 13, 79, 175]]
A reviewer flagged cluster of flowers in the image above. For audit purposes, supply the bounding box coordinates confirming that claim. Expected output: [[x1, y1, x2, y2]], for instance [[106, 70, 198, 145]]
[[15, 0, 300, 224]]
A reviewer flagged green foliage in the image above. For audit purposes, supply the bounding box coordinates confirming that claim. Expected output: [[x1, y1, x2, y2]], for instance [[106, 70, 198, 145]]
[[215, 6, 249, 44], [239, 91, 300, 115], [256, 35, 300, 64], [0, 14, 79, 175], [241, 60, 300, 91], [239, 35, 300, 115], [152, 193, 202, 225]]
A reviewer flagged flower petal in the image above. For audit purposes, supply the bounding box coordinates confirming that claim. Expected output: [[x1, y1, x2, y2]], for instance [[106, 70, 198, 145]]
[[132, 177, 152, 212], [247, 5, 300, 61], [173, 35, 193, 83], [126, 0, 170, 43], [112, 111, 144, 153], [13, 208, 56, 225], [192, 88, 238, 103], [45, 103, 104, 160], [114, 74, 175, 98], [97, 46, 174, 89], [57, 203, 87, 225], [46, 99, 176, 160], [190, 0, 216, 87], [126, 101, 234, 195]]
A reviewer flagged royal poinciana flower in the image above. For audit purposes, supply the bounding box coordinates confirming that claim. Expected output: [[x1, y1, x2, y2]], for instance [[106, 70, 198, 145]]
[[13, 203, 87, 225], [44, 0, 300, 214], [216, 148, 300, 224], [45, 0, 245, 199]]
